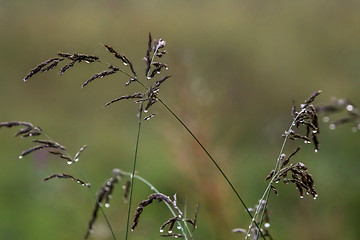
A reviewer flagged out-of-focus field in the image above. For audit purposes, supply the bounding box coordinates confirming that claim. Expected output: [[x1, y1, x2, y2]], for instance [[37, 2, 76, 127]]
[[1, 1, 360, 239]]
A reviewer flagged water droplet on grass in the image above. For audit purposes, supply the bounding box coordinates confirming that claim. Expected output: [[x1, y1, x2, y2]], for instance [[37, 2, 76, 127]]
[[346, 105, 354, 111]]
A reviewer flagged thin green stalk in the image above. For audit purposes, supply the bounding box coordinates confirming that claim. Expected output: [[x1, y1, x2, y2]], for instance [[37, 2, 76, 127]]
[[125, 119, 143, 240], [157, 99, 266, 240]]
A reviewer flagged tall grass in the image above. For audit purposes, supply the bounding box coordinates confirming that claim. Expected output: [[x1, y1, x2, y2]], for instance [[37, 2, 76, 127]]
[[2, 33, 349, 240]]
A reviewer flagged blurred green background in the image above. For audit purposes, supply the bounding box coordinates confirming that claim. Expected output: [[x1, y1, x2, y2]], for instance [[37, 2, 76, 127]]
[[1, 0, 360, 239]]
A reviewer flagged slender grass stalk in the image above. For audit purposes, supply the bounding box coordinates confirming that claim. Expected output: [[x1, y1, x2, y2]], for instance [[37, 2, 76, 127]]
[[157, 99, 266, 239], [125, 119, 143, 240]]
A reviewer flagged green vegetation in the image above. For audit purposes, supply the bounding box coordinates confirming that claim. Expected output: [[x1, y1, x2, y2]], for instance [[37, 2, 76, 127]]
[[1, 1, 360, 239]]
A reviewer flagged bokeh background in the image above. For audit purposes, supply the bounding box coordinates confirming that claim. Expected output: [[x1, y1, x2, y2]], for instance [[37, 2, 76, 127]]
[[1, 0, 360, 239]]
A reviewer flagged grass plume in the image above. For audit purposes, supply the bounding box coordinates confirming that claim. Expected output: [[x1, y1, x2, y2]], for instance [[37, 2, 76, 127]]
[[244, 91, 321, 240], [44, 173, 90, 187]]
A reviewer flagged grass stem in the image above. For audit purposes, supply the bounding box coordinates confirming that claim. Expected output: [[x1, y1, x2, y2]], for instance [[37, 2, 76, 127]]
[[125, 119, 143, 240]]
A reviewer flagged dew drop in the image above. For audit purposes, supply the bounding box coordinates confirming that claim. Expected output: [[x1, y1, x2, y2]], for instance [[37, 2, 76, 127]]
[[304, 140, 311, 144], [74, 158, 79, 162], [146, 76, 151, 80], [67, 161, 73, 165], [150, 186, 155, 190], [177, 226, 181, 230], [168, 230, 173, 234], [329, 124, 336, 130], [315, 149, 319, 153], [105, 203, 110, 208], [165, 67, 169, 70], [314, 194, 318, 200], [19, 156, 23, 159], [144, 109, 148, 113], [346, 105, 354, 111], [123, 62, 128, 66], [160, 229, 164, 233], [131, 229, 134, 232], [264, 223, 270, 228], [322, 116, 329, 123], [300, 195, 304, 199]]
